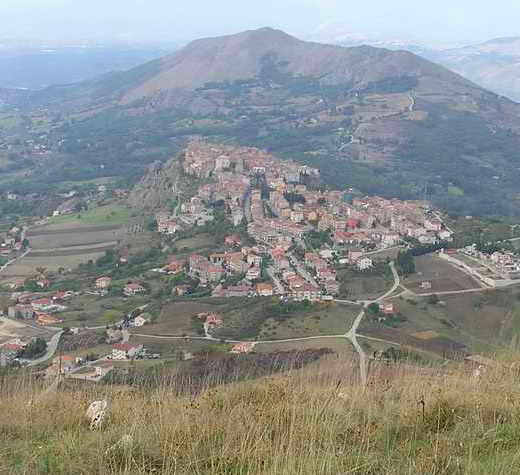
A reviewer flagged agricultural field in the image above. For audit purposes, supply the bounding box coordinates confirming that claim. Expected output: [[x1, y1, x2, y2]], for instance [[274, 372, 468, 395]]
[[357, 285, 520, 357], [254, 337, 355, 355], [174, 233, 216, 253], [48, 203, 136, 227], [337, 263, 394, 300], [257, 302, 359, 340], [130, 335, 216, 357], [57, 294, 150, 328], [403, 254, 481, 294], [133, 301, 222, 337], [0, 252, 107, 279], [1, 207, 137, 279]]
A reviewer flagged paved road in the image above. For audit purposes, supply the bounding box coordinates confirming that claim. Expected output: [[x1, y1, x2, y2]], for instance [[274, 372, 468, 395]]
[[343, 262, 400, 385], [365, 245, 404, 256], [25, 330, 64, 367], [376, 262, 400, 303], [288, 252, 318, 286], [267, 266, 285, 294], [408, 94, 415, 112]]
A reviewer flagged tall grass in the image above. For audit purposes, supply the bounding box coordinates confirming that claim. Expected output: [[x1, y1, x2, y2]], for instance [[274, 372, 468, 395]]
[[2, 353, 520, 474]]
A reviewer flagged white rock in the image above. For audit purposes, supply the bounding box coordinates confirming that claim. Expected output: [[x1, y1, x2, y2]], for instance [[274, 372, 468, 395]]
[[86, 400, 108, 420]]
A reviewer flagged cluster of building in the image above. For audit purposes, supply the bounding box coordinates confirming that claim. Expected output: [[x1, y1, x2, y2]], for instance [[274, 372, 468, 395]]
[[147, 141, 457, 302], [0, 227, 24, 260], [459, 245, 520, 280], [6, 290, 72, 326]]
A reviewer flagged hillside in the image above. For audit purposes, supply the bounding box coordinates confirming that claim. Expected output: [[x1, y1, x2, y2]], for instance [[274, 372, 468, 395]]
[[109, 27, 475, 105], [2, 352, 520, 474], [2, 28, 520, 218]]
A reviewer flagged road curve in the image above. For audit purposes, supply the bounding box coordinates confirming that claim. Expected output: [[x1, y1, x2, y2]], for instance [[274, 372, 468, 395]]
[[26, 330, 64, 367]]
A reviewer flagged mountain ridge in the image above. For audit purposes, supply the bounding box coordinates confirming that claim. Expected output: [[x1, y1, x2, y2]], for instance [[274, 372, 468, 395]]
[[113, 27, 478, 105]]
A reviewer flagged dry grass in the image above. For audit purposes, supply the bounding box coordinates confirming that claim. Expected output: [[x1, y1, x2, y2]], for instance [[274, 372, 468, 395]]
[[2, 352, 520, 474]]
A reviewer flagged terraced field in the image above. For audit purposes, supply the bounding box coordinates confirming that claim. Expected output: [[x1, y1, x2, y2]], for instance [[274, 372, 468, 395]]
[[1, 220, 132, 279]]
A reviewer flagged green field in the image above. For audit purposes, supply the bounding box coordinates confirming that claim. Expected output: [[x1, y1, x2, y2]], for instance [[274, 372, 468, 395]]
[[258, 302, 359, 340], [255, 337, 354, 355], [49, 203, 135, 227], [174, 233, 216, 253]]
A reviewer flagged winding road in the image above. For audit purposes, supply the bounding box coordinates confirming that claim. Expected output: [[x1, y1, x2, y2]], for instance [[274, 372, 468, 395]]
[[133, 262, 401, 386], [24, 330, 64, 367]]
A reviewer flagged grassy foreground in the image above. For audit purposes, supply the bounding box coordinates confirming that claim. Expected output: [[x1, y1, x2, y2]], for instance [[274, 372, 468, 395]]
[[2, 353, 520, 475]]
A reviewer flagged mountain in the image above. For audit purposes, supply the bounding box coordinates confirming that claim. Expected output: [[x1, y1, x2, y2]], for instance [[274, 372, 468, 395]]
[[432, 38, 520, 102], [83, 27, 477, 107], [3, 28, 520, 218]]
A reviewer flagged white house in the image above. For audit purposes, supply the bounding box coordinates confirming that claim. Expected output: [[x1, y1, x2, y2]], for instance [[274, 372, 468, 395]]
[[133, 314, 150, 327], [357, 257, 373, 270], [112, 344, 143, 360]]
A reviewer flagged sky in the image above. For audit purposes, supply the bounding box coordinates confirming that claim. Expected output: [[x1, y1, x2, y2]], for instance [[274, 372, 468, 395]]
[[0, 0, 519, 47]]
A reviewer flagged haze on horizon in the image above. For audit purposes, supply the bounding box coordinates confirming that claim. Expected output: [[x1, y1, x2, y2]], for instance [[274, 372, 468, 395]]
[[0, 0, 519, 48]]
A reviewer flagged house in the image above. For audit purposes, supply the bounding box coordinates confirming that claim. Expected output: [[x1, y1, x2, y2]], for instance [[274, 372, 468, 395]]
[[381, 302, 394, 316], [230, 342, 255, 354], [96, 277, 113, 289], [94, 361, 114, 377], [52, 354, 75, 372], [382, 233, 401, 247], [257, 283, 274, 297], [36, 279, 50, 289], [420, 281, 432, 290], [124, 284, 145, 296], [0, 343, 23, 363], [158, 220, 181, 235], [206, 314, 222, 325], [439, 230, 453, 241], [348, 248, 364, 263], [273, 255, 290, 272], [53, 291, 74, 301], [225, 235, 242, 247], [208, 266, 225, 282], [9, 304, 34, 319], [288, 276, 306, 291], [31, 298, 54, 312], [173, 285, 191, 296], [356, 257, 373, 270], [246, 266, 261, 280], [291, 283, 322, 302], [226, 285, 251, 298], [133, 314, 150, 327], [36, 313, 61, 325], [112, 343, 144, 360], [324, 280, 340, 295], [161, 261, 184, 275]]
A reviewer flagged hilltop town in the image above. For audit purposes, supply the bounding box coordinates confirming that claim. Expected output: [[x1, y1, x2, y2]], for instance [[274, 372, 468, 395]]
[[1, 140, 520, 382], [154, 141, 452, 301]]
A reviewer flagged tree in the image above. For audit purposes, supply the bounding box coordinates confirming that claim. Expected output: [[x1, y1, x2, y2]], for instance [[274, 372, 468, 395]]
[[35, 266, 47, 277], [21, 337, 47, 359], [21, 238, 29, 249], [104, 311, 122, 325], [367, 303, 380, 315]]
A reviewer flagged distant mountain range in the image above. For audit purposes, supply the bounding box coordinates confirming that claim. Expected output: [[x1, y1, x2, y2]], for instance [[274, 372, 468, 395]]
[[327, 33, 520, 103]]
